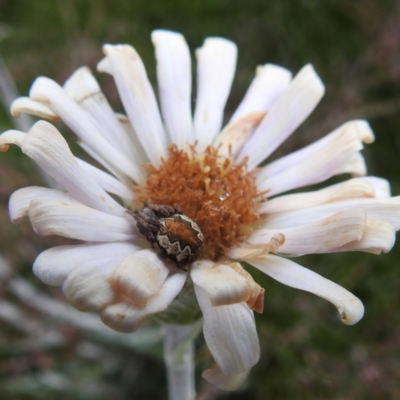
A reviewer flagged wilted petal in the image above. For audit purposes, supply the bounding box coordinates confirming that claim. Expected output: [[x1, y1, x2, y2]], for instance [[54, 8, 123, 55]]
[[259, 178, 377, 215], [102, 271, 187, 332], [264, 197, 400, 230], [62, 264, 117, 311], [257, 120, 372, 195], [190, 260, 252, 306], [33, 242, 142, 286], [9, 186, 78, 223], [29, 77, 143, 183], [194, 285, 260, 376], [250, 208, 367, 255], [362, 177, 391, 198], [101, 44, 167, 166], [152, 30, 193, 147], [213, 112, 265, 158], [194, 38, 237, 151], [111, 249, 170, 307], [237, 64, 325, 170], [332, 218, 395, 254], [202, 364, 249, 391], [230, 64, 292, 122], [11, 97, 59, 120], [332, 152, 367, 177], [64, 67, 146, 176], [0, 129, 25, 151], [29, 199, 136, 241], [246, 254, 364, 325], [76, 158, 134, 201], [21, 121, 125, 216]]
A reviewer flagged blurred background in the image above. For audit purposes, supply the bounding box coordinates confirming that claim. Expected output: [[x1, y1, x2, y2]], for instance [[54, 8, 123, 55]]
[[0, 0, 400, 399]]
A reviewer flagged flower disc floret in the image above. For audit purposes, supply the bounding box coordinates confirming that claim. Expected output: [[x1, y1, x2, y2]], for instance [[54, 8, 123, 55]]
[[136, 144, 261, 259]]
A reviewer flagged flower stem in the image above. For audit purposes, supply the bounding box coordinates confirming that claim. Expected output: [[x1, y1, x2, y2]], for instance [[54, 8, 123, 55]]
[[163, 323, 200, 400]]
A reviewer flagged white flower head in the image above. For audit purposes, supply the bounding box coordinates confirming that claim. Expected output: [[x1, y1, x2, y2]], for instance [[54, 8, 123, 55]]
[[2, 29, 400, 390]]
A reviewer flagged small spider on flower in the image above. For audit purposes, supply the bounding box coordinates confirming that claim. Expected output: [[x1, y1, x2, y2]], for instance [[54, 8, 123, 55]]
[[131, 202, 204, 269]]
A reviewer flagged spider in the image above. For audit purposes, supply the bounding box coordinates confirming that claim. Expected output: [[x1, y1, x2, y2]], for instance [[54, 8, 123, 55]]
[[131, 202, 204, 269]]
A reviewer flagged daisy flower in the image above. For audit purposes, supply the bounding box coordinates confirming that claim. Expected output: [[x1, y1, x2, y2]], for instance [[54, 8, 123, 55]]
[[1, 29, 399, 391]]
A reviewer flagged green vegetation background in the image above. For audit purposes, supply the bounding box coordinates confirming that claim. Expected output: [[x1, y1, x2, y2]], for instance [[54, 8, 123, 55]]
[[0, 0, 400, 399]]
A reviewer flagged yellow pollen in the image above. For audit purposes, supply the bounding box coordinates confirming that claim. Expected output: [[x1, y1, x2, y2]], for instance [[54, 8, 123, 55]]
[[135, 145, 261, 260]]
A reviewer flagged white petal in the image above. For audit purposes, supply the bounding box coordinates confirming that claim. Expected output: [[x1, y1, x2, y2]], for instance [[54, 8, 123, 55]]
[[33, 242, 141, 286], [259, 178, 377, 215], [11, 97, 59, 120], [102, 271, 187, 332], [21, 121, 125, 216], [0, 129, 25, 151], [29, 77, 143, 183], [250, 208, 367, 255], [194, 38, 237, 151], [194, 285, 260, 376], [237, 64, 325, 170], [202, 364, 248, 391], [190, 260, 252, 306], [63, 67, 146, 179], [332, 218, 395, 255], [213, 112, 265, 158], [264, 197, 400, 230], [76, 158, 134, 201], [62, 264, 117, 311], [9, 186, 78, 223], [332, 152, 367, 176], [115, 112, 149, 166], [111, 249, 170, 307], [247, 254, 364, 325], [362, 177, 391, 198], [101, 44, 167, 166], [28, 199, 136, 241], [152, 30, 193, 147], [230, 64, 292, 122], [257, 120, 371, 196]]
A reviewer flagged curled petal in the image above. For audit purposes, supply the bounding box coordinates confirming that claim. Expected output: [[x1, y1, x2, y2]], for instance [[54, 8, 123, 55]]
[[101, 44, 167, 166], [246, 254, 365, 325], [194, 285, 260, 376], [230, 63, 292, 122], [29, 78, 143, 183], [64, 67, 146, 174], [229, 233, 285, 260], [0, 129, 25, 151], [362, 176, 391, 198], [228, 262, 265, 313], [62, 264, 117, 311], [203, 364, 249, 391], [251, 208, 367, 255], [152, 30, 193, 147], [33, 242, 142, 286], [102, 271, 187, 332], [332, 218, 395, 255], [257, 120, 372, 196], [9, 186, 78, 223], [237, 64, 325, 171], [333, 152, 367, 177], [264, 196, 400, 230], [11, 97, 59, 120], [28, 200, 136, 241], [259, 178, 378, 215], [194, 38, 237, 151], [21, 120, 125, 216], [213, 112, 266, 158], [190, 260, 252, 306], [111, 249, 170, 307]]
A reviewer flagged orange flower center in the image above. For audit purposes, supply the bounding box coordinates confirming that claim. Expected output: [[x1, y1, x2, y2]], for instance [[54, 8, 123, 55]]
[[135, 145, 262, 260]]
